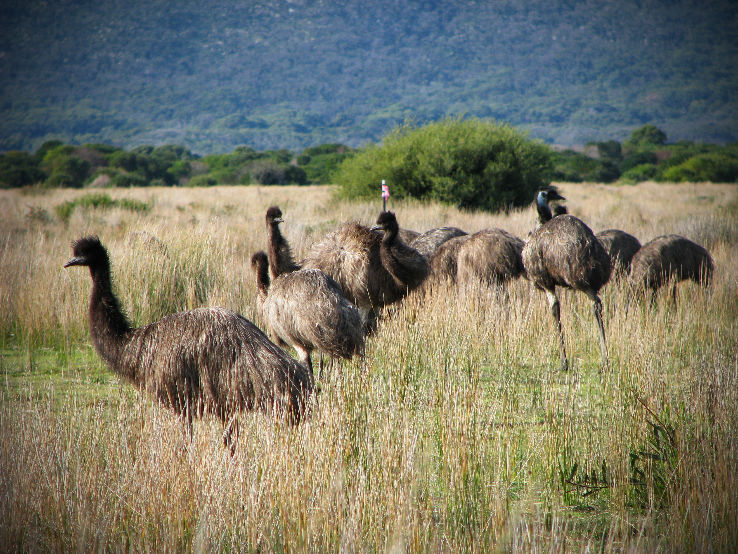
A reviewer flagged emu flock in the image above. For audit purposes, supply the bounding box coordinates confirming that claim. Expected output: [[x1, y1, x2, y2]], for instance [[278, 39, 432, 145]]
[[65, 190, 714, 449]]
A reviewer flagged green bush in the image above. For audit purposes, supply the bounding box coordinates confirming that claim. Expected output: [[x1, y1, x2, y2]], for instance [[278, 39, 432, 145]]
[[620, 151, 658, 173], [41, 145, 92, 188], [624, 124, 667, 148], [54, 193, 151, 222], [0, 151, 46, 188], [186, 174, 218, 187], [249, 160, 307, 185], [620, 163, 658, 183], [297, 143, 354, 184], [334, 118, 552, 212], [548, 149, 620, 183], [661, 153, 738, 183]]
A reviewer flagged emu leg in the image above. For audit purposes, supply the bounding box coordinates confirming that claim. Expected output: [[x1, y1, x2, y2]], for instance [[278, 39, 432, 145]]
[[223, 417, 240, 456], [587, 291, 608, 367], [545, 289, 568, 371], [296, 346, 313, 378]]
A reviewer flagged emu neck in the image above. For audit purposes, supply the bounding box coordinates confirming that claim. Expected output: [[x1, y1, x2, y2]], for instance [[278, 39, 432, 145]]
[[88, 263, 133, 376], [536, 196, 553, 225], [254, 258, 271, 298], [380, 224, 399, 246], [379, 232, 417, 287], [267, 222, 295, 277]]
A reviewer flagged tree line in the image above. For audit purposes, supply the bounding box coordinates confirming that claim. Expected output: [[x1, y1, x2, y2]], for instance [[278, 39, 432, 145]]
[[2, 121, 737, 212]]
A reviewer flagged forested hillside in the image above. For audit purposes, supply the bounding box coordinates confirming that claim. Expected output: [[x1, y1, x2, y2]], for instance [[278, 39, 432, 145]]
[[1, 0, 737, 153]]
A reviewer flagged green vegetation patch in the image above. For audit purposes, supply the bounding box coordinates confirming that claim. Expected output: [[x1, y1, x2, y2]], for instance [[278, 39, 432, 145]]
[[334, 117, 552, 212], [55, 192, 151, 222]]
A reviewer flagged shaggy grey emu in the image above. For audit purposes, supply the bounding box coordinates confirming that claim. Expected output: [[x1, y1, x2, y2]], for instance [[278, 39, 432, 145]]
[[398, 228, 421, 245], [428, 234, 472, 284], [629, 234, 713, 301], [456, 229, 526, 287], [409, 226, 468, 259], [265, 206, 300, 278], [596, 229, 641, 275], [251, 251, 365, 378], [303, 213, 428, 326], [522, 190, 612, 370], [427, 229, 525, 289], [64, 236, 313, 448]]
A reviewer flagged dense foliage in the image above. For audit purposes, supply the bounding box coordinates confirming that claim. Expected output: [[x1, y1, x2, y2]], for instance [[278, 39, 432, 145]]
[[0, 141, 348, 189], [2, 124, 736, 200], [550, 126, 738, 184], [1, 1, 737, 153], [335, 119, 551, 212]]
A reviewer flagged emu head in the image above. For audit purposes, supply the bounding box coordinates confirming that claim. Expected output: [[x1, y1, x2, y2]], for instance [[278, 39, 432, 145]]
[[64, 236, 109, 270], [535, 189, 566, 223], [250, 250, 269, 271], [266, 206, 283, 225], [371, 211, 399, 235], [536, 188, 566, 206]]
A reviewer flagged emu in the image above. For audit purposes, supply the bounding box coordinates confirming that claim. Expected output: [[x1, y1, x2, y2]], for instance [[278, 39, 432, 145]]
[[456, 229, 526, 288], [522, 190, 612, 370], [265, 206, 300, 278], [629, 234, 713, 301], [409, 226, 468, 259], [428, 234, 472, 284], [371, 211, 430, 292], [597, 229, 641, 275], [427, 229, 525, 290], [64, 236, 313, 449], [251, 251, 365, 378], [303, 212, 428, 328]]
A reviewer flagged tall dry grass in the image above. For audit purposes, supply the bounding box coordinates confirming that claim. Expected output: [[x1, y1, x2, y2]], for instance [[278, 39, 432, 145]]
[[0, 182, 736, 551]]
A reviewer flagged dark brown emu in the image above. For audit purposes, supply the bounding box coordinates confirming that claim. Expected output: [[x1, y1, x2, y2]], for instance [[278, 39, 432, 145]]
[[265, 206, 301, 278], [303, 212, 428, 327], [64, 236, 313, 448], [629, 234, 713, 301], [370, 211, 430, 293], [596, 229, 641, 275], [522, 190, 612, 370], [251, 251, 365, 378]]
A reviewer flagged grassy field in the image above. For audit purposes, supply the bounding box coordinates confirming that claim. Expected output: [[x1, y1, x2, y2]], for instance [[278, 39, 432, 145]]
[[1, 182, 737, 551]]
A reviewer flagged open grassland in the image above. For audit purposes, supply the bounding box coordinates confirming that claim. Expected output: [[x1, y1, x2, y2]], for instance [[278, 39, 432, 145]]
[[1, 182, 737, 551]]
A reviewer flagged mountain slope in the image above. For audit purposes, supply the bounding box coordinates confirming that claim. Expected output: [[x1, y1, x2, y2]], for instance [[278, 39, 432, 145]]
[[1, 0, 737, 153]]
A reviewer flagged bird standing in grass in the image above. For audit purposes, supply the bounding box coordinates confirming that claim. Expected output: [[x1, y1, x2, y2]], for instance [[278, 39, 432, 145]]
[[64, 236, 313, 450], [251, 251, 365, 379], [522, 190, 612, 370]]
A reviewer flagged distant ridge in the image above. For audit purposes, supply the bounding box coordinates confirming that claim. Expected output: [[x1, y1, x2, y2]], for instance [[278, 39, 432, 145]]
[[1, 0, 736, 153]]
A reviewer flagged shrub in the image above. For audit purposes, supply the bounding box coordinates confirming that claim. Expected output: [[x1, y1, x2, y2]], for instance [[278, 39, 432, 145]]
[[661, 153, 738, 183], [41, 145, 92, 188], [0, 151, 46, 188], [620, 151, 658, 173], [625, 124, 667, 148], [186, 174, 218, 187], [249, 160, 307, 185], [334, 118, 552, 212], [54, 193, 151, 222], [298, 143, 354, 184], [620, 163, 658, 183]]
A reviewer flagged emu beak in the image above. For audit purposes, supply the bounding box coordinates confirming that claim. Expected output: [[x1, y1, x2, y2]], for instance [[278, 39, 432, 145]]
[[549, 190, 566, 201], [273, 217, 283, 224], [370, 225, 383, 232], [63, 256, 84, 268]]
